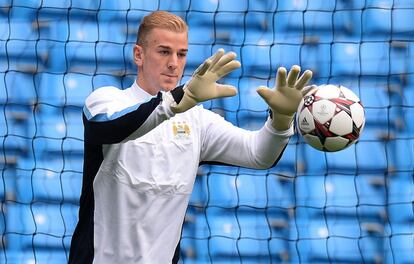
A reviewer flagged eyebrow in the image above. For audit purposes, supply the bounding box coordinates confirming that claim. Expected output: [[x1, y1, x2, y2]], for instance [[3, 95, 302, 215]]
[[158, 45, 188, 52]]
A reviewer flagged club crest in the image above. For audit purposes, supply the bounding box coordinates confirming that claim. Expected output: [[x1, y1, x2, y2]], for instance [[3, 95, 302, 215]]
[[172, 121, 191, 139]]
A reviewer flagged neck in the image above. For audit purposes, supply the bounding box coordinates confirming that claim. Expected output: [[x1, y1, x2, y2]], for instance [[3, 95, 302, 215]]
[[136, 75, 158, 96]]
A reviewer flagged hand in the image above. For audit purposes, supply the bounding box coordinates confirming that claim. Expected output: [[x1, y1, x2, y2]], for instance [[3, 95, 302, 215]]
[[257, 65, 313, 131], [171, 48, 241, 113]]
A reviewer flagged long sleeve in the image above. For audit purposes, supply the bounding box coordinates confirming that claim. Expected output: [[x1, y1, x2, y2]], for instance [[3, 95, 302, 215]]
[[200, 110, 294, 169], [82, 84, 184, 145]]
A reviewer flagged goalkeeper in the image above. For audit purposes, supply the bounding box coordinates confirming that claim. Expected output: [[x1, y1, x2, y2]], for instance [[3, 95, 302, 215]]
[[69, 11, 312, 264]]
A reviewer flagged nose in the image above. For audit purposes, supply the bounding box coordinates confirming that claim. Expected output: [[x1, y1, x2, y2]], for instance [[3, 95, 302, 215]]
[[167, 54, 178, 70]]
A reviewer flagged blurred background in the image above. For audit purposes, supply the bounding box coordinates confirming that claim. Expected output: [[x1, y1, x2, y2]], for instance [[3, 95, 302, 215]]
[[0, 0, 413, 263]]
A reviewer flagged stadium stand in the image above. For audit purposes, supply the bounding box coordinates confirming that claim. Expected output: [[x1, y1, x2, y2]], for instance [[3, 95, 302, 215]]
[[0, 0, 413, 263]]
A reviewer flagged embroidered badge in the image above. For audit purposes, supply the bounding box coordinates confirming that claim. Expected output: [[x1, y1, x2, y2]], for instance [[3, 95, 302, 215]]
[[172, 121, 190, 139]]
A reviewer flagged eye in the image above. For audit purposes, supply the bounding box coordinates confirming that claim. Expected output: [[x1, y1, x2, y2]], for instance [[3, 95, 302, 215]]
[[159, 50, 169, 55], [178, 52, 187, 58]]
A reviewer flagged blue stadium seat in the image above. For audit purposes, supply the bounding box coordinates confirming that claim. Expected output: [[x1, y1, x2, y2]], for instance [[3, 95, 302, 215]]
[[228, 29, 273, 47], [300, 43, 332, 79], [209, 77, 237, 123], [195, 208, 289, 262], [388, 177, 414, 223], [365, 0, 413, 8], [330, 43, 359, 77], [241, 45, 274, 77], [100, 1, 188, 26], [237, 214, 285, 257], [242, 38, 332, 79], [271, 44, 301, 72], [37, 72, 114, 109], [0, 71, 40, 106], [103, 0, 190, 13], [0, 203, 5, 248], [0, 0, 11, 7], [0, 15, 48, 71], [364, 42, 407, 76], [5, 250, 68, 264], [221, 77, 269, 125], [401, 88, 414, 133], [6, 0, 101, 11], [276, 0, 358, 11], [205, 166, 293, 211], [274, 1, 362, 42], [295, 218, 383, 263], [188, 174, 208, 208], [0, 16, 45, 41], [359, 84, 400, 129], [6, 202, 78, 250], [0, 39, 44, 72], [0, 107, 34, 154], [384, 223, 414, 264], [27, 110, 83, 155], [13, 0, 103, 19], [203, 167, 244, 208], [0, 161, 17, 201], [362, 8, 391, 37], [357, 127, 393, 172], [303, 128, 389, 174], [295, 173, 386, 219], [188, 25, 216, 46], [363, 5, 414, 39], [15, 155, 82, 203], [331, 42, 408, 78], [188, 15, 268, 52], [391, 133, 414, 172], [48, 20, 128, 73], [0, 1, 38, 19], [194, 209, 239, 261], [188, 0, 269, 30]]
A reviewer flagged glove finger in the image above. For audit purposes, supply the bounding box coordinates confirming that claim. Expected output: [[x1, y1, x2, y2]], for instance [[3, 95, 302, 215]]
[[275, 67, 287, 90], [295, 70, 313, 90], [256, 85, 274, 104], [193, 60, 211, 76], [212, 51, 237, 71], [209, 48, 225, 68], [286, 65, 301, 87], [215, 60, 241, 78], [215, 84, 238, 98], [194, 49, 223, 76]]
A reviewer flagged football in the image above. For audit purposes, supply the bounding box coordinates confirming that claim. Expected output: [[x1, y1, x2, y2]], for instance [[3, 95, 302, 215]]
[[296, 84, 365, 152]]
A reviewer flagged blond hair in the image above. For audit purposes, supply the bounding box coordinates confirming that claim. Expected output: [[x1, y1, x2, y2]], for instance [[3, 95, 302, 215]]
[[136, 11, 188, 46]]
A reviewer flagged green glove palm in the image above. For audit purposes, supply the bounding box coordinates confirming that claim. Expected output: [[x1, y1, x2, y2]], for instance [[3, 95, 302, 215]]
[[257, 65, 313, 131], [171, 48, 241, 113]]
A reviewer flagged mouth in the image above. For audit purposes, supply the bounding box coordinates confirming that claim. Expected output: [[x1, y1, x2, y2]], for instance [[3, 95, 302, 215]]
[[163, 74, 178, 78]]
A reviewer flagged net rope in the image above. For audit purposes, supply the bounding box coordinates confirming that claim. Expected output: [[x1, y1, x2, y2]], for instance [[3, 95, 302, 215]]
[[0, 0, 413, 263]]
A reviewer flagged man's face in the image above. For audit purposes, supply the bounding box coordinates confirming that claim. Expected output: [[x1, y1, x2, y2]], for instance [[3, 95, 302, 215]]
[[134, 28, 188, 95]]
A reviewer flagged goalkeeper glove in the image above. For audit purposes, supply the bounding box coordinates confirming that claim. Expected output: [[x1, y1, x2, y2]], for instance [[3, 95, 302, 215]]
[[171, 48, 241, 113], [257, 65, 313, 131]]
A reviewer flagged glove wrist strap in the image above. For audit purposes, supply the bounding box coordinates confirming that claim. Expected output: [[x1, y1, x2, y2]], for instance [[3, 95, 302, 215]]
[[271, 111, 294, 131]]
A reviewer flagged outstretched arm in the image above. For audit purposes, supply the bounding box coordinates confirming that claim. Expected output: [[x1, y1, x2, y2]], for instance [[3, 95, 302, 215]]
[[200, 65, 313, 169]]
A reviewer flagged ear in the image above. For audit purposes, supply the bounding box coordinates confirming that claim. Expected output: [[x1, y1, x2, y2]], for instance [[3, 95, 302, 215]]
[[133, 45, 144, 67]]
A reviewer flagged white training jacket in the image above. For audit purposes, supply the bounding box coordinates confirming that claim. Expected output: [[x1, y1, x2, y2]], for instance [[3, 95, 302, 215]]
[[69, 81, 294, 264]]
